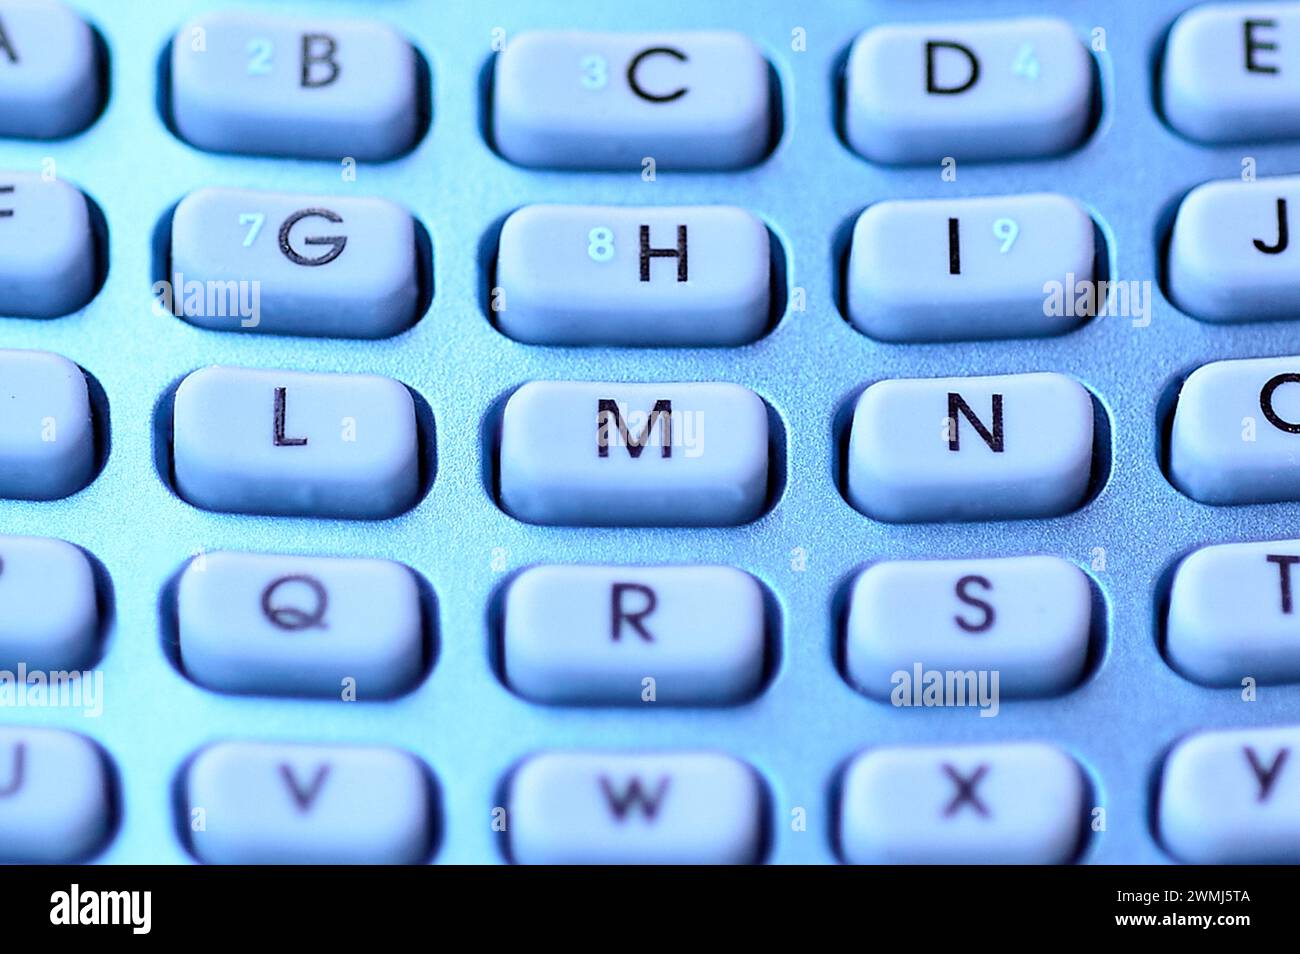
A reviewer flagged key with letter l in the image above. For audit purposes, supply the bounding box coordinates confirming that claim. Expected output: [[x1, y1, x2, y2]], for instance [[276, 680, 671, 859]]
[[171, 365, 421, 519]]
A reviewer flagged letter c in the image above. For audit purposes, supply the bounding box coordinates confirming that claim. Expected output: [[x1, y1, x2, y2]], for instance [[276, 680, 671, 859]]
[[626, 46, 688, 103]]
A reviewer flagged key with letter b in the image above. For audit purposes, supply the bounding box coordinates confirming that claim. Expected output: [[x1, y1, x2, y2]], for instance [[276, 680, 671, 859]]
[[170, 12, 421, 160]]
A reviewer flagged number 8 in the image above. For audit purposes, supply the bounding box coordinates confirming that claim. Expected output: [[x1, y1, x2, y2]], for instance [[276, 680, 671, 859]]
[[588, 227, 615, 262]]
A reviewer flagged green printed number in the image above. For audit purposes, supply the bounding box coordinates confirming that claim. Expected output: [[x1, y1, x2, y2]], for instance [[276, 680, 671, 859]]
[[239, 212, 265, 247], [247, 37, 274, 75], [587, 226, 615, 262], [580, 54, 608, 90], [992, 217, 1019, 253]]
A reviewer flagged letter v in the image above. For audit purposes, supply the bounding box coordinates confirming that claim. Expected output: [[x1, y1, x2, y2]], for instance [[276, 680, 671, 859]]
[[1243, 746, 1289, 802], [279, 762, 331, 812]]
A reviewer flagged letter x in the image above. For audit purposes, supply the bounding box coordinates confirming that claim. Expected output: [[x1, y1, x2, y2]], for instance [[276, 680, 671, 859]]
[[941, 763, 990, 817]]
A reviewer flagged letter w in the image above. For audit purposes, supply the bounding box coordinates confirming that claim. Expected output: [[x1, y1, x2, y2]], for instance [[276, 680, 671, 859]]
[[598, 774, 671, 821]]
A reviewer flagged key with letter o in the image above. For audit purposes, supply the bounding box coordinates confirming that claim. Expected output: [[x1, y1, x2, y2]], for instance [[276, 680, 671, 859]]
[[1170, 355, 1300, 504]]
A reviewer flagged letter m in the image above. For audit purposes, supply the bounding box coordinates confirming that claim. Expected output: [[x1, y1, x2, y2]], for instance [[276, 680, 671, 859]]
[[597, 399, 672, 458]]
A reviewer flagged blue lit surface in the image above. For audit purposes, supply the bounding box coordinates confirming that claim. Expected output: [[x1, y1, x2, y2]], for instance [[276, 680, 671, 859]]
[[0, 0, 1293, 864]]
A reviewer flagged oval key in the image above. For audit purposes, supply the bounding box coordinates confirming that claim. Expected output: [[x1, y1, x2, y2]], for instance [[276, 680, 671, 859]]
[[0, 726, 112, 863], [495, 205, 770, 346], [0, 0, 100, 139], [0, 172, 96, 318], [498, 381, 769, 526], [844, 556, 1092, 702], [170, 11, 421, 160], [503, 565, 766, 705], [178, 551, 425, 699], [846, 193, 1095, 342], [0, 348, 94, 500], [846, 371, 1095, 522], [840, 742, 1086, 864], [493, 30, 771, 169], [1170, 355, 1300, 505], [0, 535, 98, 671], [186, 741, 434, 864], [1160, 725, 1300, 863], [171, 365, 421, 519], [1168, 174, 1300, 323], [844, 17, 1093, 164], [1168, 539, 1300, 686], [1163, 3, 1300, 144], [169, 187, 420, 338], [508, 751, 765, 864]]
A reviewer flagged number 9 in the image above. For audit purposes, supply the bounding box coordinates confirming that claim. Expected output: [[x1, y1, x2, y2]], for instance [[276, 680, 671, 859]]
[[992, 218, 1019, 253]]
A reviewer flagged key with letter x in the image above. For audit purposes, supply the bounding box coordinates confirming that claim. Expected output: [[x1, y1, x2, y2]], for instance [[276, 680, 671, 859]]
[[839, 742, 1086, 864]]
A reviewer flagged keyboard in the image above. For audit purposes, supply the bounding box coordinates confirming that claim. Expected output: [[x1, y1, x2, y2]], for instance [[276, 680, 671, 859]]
[[3, 0, 1300, 866]]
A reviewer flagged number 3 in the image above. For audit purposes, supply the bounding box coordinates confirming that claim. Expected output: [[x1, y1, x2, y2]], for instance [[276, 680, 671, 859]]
[[580, 54, 608, 90]]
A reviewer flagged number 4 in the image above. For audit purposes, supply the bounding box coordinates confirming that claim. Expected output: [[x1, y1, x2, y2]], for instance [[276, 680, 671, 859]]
[[239, 212, 265, 247]]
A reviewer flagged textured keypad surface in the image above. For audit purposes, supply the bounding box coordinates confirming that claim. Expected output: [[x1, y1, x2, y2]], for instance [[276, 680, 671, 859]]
[[3, 0, 1300, 865]]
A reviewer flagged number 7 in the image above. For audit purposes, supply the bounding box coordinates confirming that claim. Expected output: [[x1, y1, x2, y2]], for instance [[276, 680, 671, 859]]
[[239, 212, 265, 247]]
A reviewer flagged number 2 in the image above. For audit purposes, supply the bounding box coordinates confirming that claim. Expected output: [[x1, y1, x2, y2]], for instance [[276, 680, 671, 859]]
[[247, 37, 273, 75], [239, 212, 266, 247]]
